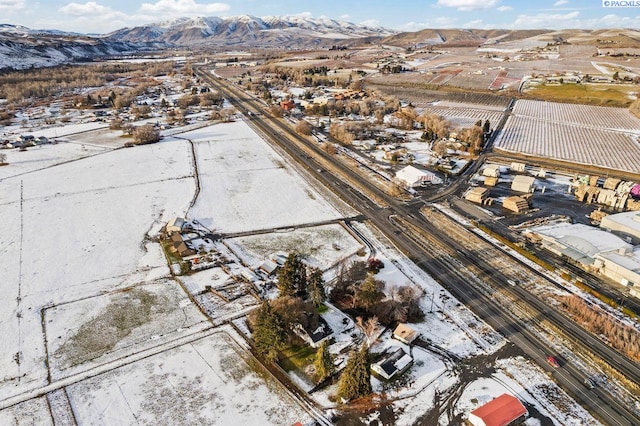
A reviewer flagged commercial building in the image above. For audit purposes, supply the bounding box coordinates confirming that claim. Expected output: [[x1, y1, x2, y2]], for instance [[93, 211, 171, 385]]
[[528, 222, 631, 266], [395, 165, 442, 188], [528, 222, 640, 296], [600, 211, 640, 244]]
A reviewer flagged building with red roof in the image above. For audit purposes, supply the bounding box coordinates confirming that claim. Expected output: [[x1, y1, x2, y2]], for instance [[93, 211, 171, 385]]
[[468, 393, 528, 426]]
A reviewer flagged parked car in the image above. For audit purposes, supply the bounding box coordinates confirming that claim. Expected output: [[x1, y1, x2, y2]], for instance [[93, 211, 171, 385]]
[[547, 356, 560, 368]]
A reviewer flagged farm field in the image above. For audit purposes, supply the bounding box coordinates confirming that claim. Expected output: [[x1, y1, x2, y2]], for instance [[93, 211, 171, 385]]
[[494, 99, 640, 174], [0, 132, 195, 401], [184, 121, 349, 233], [513, 99, 640, 131], [66, 328, 314, 425], [227, 223, 364, 270], [524, 83, 637, 107], [421, 104, 504, 130]]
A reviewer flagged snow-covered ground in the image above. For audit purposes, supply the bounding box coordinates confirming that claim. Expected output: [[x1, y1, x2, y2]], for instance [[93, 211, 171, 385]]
[[227, 223, 364, 270], [0, 81, 612, 425], [66, 328, 314, 425], [0, 137, 195, 401], [183, 121, 345, 232]]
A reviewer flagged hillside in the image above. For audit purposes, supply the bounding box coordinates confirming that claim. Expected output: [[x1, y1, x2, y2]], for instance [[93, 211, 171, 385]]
[[106, 15, 395, 48]]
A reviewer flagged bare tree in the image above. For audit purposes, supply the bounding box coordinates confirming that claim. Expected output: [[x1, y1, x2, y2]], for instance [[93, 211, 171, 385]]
[[0, 152, 7, 165], [295, 120, 313, 136], [133, 124, 161, 145]]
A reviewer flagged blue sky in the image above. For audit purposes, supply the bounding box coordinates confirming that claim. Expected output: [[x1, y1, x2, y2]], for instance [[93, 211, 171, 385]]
[[3, 0, 639, 34]]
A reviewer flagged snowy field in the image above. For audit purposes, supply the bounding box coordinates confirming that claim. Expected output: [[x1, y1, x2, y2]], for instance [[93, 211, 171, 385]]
[[354, 222, 506, 358], [452, 357, 600, 426], [0, 142, 111, 179], [45, 278, 210, 380], [66, 328, 313, 426], [227, 223, 365, 270], [0, 137, 195, 401], [183, 121, 345, 232]]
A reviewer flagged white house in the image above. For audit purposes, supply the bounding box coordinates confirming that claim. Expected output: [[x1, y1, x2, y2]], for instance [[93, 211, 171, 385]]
[[371, 347, 413, 380], [396, 165, 442, 188], [166, 217, 185, 234]]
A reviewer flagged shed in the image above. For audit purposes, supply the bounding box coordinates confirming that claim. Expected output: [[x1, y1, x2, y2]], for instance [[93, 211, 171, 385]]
[[166, 217, 185, 234], [259, 259, 280, 276], [468, 394, 527, 426], [511, 175, 535, 193], [371, 347, 413, 380], [393, 323, 419, 344]]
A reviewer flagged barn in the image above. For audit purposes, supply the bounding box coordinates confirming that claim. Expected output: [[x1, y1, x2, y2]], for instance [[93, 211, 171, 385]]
[[468, 394, 527, 426]]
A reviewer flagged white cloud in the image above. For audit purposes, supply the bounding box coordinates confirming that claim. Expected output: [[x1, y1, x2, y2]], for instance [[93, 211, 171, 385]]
[[340, 14, 350, 20], [506, 11, 640, 29], [435, 16, 457, 26], [291, 11, 313, 18], [437, 0, 499, 11], [497, 6, 513, 12], [139, 0, 230, 16], [512, 10, 579, 28], [0, 0, 25, 11], [400, 21, 431, 31], [463, 19, 484, 27], [554, 0, 569, 6], [359, 19, 380, 27], [59, 2, 112, 16]]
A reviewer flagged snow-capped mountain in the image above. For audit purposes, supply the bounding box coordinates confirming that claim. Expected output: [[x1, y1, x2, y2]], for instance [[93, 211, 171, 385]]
[[106, 15, 395, 47], [0, 28, 166, 71]]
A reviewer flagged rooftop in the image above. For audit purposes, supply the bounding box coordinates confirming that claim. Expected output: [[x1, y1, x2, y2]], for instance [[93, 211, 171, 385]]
[[469, 393, 527, 426], [531, 222, 631, 264]]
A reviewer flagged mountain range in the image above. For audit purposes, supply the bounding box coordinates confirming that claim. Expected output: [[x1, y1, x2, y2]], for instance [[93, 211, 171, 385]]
[[107, 15, 394, 47], [1, 15, 640, 71]]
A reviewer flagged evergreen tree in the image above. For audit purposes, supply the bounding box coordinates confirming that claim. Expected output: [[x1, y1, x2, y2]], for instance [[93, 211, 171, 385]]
[[314, 340, 334, 382], [337, 345, 372, 401], [355, 273, 385, 310], [277, 253, 308, 298], [308, 267, 326, 307], [253, 302, 286, 362], [483, 120, 490, 133]]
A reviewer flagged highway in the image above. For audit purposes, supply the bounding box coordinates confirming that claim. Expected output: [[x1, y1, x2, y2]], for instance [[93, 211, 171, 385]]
[[196, 68, 640, 426]]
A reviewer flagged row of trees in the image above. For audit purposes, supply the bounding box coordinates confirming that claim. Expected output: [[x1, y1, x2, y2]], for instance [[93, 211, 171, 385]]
[[0, 62, 175, 104], [561, 295, 640, 361]]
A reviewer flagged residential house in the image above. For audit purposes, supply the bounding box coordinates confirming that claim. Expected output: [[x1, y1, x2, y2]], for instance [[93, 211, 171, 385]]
[[294, 315, 333, 348], [166, 217, 186, 234], [393, 323, 419, 345], [371, 347, 413, 380]]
